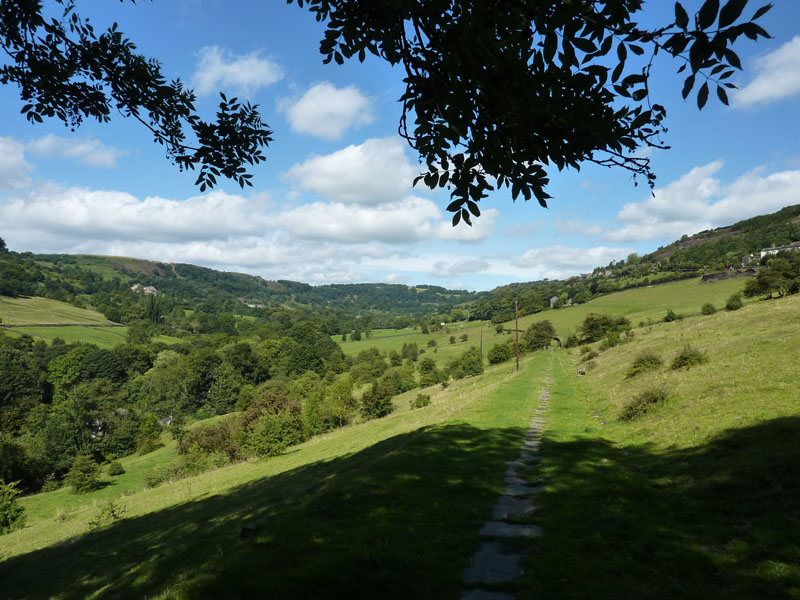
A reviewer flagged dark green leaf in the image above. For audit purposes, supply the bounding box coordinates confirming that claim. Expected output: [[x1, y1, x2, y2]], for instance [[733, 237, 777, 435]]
[[466, 200, 481, 217], [752, 3, 773, 20], [724, 48, 742, 69], [697, 81, 709, 109], [452, 211, 461, 226], [698, 0, 720, 29], [719, 0, 747, 27], [716, 84, 729, 104], [630, 44, 645, 56], [675, 2, 690, 29], [682, 73, 696, 99]]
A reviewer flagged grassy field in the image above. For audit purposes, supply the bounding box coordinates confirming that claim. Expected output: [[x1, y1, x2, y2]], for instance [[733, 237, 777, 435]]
[[1, 353, 549, 599], [9, 325, 128, 347], [513, 276, 749, 337], [517, 294, 800, 599], [0, 296, 112, 325]]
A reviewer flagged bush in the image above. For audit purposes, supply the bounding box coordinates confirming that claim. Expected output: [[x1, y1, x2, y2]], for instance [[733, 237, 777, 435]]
[[598, 331, 620, 351], [360, 382, 394, 420], [0, 479, 25, 533], [579, 345, 591, 355], [725, 292, 743, 311], [701, 302, 716, 315], [671, 345, 708, 370], [460, 333, 468, 342], [563, 334, 579, 348], [620, 387, 669, 421], [626, 351, 663, 378], [410, 393, 431, 409], [449, 336, 456, 344], [663, 308, 679, 322], [107, 461, 125, 476], [582, 350, 599, 362], [487, 342, 513, 364], [448, 346, 484, 380], [88, 499, 126, 530], [64, 455, 102, 494], [494, 324, 504, 334], [426, 339, 437, 348]]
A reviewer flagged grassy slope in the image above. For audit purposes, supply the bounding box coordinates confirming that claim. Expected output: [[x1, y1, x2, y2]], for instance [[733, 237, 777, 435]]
[[0, 296, 181, 348], [1, 353, 549, 599], [521, 294, 800, 599], [0, 296, 112, 325], [513, 276, 748, 337]]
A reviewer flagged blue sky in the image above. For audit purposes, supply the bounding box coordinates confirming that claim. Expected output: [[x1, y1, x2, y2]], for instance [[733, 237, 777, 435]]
[[2, 1, 799, 291]]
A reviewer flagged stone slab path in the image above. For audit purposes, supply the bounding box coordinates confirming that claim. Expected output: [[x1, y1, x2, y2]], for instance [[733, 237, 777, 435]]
[[460, 367, 552, 598]]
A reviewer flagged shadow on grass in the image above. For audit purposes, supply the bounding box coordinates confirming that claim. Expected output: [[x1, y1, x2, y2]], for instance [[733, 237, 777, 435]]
[[1, 422, 524, 599], [525, 416, 800, 600]]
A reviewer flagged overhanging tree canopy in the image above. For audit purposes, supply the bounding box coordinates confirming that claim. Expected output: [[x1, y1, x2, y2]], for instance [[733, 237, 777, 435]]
[[1, 0, 771, 223]]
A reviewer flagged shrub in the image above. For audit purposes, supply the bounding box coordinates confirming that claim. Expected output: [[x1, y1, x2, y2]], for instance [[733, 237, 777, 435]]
[[494, 324, 504, 334], [579, 345, 591, 355], [671, 345, 708, 370], [582, 350, 599, 362], [107, 461, 125, 476], [143, 467, 170, 488], [64, 455, 102, 494], [0, 479, 25, 533], [584, 360, 598, 372], [449, 336, 456, 344], [88, 499, 126, 530], [598, 331, 620, 351], [460, 333, 468, 342], [663, 308, 678, 322], [725, 292, 743, 311], [360, 382, 394, 420], [410, 393, 431, 409], [620, 386, 669, 421], [563, 334, 579, 348], [448, 346, 484, 380], [626, 351, 663, 378], [426, 339, 437, 348], [701, 302, 716, 315], [487, 342, 513, 364]]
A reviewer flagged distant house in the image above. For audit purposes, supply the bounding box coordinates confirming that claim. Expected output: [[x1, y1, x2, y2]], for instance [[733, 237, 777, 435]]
[[759, 242, 800, 259], [741, 253, 757, 267], [130, 284, 158, 295], [549, 295, 559, 308]]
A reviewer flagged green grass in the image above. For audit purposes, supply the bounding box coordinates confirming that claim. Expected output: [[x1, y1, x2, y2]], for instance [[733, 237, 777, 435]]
[[10, 325, 128, 347], [0, 296, 112, 325], [516, 294, 800, 599], [1, 353, 550, 599], [338, 321, 512, 369], [512, 276, 749, 337]]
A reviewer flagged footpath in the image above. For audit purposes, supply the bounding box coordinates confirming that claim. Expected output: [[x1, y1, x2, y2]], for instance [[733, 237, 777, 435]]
[[459, 365, 552, 599]]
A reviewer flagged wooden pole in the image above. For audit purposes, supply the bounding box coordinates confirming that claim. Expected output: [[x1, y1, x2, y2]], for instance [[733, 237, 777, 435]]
[[515, 299, 519, 372]]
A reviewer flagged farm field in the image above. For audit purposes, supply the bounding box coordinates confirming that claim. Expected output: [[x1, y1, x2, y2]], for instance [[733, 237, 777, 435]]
[[512, 276, 749, 336], [1, 353, 550, 599], [0, 296, 112, 325]]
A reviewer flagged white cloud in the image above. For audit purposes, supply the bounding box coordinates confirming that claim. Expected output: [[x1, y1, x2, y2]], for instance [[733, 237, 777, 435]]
[[27, 134, 122, 168], [430, 258, 490, 279], [513, 245, 633, 279], [285, 137, 416, 205], [278, 196, 440, 243], [734, 36, 800, 108], [281, 82, 374, 140], [192, 46, 283, 96], [555, 218, 603, 237], [0, 137, 32, 190], [434, 208, 499, 243], [606, 161, 800, 242], [1, 187, 271, 245], [380, 273, 407, 283]]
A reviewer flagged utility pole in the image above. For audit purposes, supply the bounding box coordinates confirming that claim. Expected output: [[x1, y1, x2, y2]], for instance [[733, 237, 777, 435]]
[[515, 299, 519, 372]]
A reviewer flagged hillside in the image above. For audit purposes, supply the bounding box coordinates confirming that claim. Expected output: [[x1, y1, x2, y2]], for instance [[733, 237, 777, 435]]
[[3, 285, 799, 597]]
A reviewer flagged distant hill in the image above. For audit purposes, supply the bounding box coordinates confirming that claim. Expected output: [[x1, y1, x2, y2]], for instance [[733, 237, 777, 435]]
[[469, 203, 800, 322]]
